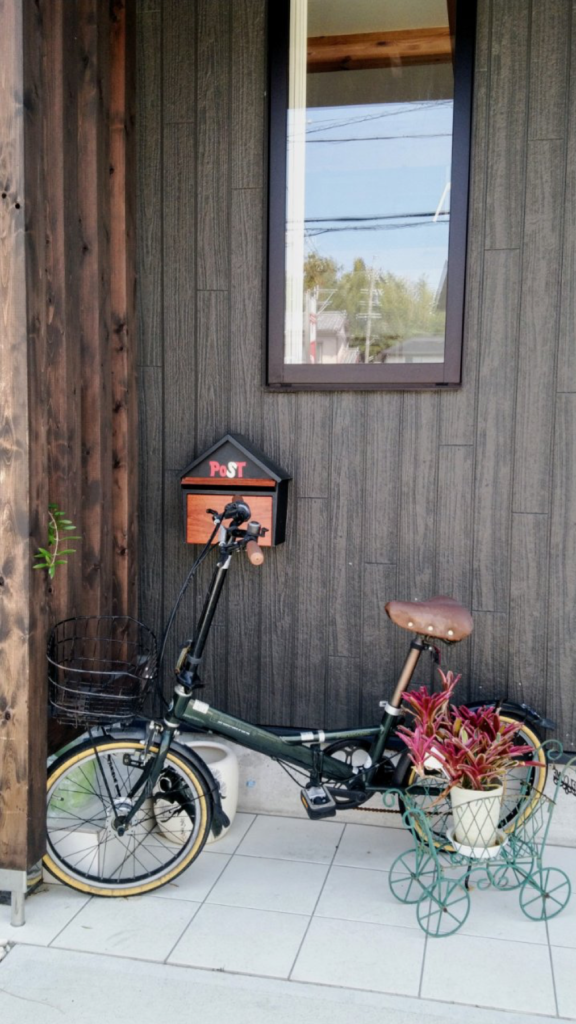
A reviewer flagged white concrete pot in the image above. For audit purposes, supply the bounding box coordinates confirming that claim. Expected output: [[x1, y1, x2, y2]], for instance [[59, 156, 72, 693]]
[[176, 737, 239, 844], [450, 784, 503, 850]]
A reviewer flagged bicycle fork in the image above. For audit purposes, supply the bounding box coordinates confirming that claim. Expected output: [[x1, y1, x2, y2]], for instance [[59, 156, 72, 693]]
[[109, 725, 176, 834]]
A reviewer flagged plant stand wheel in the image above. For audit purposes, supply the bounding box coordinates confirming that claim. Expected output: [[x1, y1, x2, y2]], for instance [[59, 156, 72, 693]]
[[519, 867, 571, 921], [488, 837, 535, 891], [388, 850, 437, 904], [416, 878, 471, 937]]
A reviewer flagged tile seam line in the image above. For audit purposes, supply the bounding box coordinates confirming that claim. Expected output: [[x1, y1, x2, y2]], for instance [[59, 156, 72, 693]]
[[161, 811, 263, 962], [285, 972, 565, 1019], [0, 932, 564, 977], [32, 898, 555, 950], [201, 900, 319, 918], [46, 893, 94, 947], [545, 917, 560, 1017], [286, 814, 343, 980], [228, 850, 343, 867], [0, 944, 570, 1019], [232, 812, 399, 828], [219, 810, 260, 857], [161, 889, 219, 964], [418, 930, 428, 998], [158, 860, 230, 962]]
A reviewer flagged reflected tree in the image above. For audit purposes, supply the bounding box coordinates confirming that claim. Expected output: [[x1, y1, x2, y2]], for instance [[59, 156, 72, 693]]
[[304, 254, 445, 362]]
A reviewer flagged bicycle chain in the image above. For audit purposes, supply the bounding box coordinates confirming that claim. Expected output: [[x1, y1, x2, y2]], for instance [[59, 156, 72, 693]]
[[354, 804, 400, 815]]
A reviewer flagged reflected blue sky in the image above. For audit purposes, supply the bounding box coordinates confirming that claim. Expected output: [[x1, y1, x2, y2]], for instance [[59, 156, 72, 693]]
[[300, 99, 453, 290]]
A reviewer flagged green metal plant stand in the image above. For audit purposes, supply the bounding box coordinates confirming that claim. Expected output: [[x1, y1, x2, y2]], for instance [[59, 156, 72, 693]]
[[388, 743, 574, 938]]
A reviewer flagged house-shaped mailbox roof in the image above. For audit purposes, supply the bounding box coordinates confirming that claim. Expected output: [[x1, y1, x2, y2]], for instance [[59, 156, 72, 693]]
[[180, 433, 291, 485]]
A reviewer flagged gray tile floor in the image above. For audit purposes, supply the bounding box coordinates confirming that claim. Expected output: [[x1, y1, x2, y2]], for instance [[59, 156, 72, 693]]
[[1, 812, 575, 1021]]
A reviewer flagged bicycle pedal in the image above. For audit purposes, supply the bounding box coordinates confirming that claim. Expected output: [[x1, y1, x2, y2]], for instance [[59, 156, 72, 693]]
[[300, 786, 337, 819]]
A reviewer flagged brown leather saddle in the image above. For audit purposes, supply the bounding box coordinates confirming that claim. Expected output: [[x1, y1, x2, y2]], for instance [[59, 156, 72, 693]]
[[385, 596, 473, 642]]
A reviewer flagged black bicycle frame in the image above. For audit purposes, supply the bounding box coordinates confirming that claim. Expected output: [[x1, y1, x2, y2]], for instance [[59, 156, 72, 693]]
[[162, 530, 429, 791], [113, 523, 435, 834], [173, 687, 399, 786], [114, 517, 552, 834]]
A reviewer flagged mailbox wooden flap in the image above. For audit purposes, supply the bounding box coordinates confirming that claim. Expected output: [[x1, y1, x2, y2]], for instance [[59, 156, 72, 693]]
[[180, 433, 291, 488]]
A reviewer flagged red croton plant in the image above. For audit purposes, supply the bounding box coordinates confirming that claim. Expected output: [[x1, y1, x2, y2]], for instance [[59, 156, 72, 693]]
[[398, 669, 543, 792]]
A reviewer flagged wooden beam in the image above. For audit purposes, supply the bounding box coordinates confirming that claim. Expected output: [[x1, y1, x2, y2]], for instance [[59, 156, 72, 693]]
[[0, 0, 48, 870], [307, 27, 452, 73]]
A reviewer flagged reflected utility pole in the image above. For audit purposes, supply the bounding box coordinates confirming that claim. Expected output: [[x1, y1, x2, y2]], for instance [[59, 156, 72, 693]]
[[360, 263, 379, 364]]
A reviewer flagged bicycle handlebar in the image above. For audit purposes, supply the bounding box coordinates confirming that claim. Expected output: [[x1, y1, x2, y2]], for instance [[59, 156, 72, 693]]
[[209, 502, 265, 564], [223, 499, 251, 524]]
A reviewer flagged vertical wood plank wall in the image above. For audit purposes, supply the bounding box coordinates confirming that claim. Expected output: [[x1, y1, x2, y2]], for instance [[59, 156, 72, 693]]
[[42, 0, 137, 769], [137, 0, 576, 750], [44, 0, 137, 634], [0, 0, 137, 871]]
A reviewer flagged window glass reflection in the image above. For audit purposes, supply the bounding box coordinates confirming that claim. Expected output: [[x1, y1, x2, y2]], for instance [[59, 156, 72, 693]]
[[285, 0, 454, 366]]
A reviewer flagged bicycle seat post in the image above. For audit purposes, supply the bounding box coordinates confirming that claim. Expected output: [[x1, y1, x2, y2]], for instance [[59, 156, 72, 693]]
[[389, 637, 432, 710], [370, 636, 432, 769]]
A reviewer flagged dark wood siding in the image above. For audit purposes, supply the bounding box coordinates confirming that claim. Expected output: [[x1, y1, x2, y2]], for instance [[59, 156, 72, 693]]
[[137, 0, 576, 750]]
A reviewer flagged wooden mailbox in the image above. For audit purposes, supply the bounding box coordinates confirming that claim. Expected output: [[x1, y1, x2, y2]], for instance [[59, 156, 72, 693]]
[[180, 434, 291, 546]]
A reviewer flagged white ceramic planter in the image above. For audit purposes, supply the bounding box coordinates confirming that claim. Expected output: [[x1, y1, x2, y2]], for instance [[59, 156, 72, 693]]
[[176, 737, 239, 844], [446, 826, 509, 861], [450, 784, 503, 850]]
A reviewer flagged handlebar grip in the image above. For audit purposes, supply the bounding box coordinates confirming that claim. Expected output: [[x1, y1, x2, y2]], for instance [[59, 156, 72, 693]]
[[245, 540, 264, 566]]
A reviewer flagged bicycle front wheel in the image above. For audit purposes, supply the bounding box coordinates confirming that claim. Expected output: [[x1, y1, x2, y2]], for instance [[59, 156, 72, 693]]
[[44, 738, 212, 896]]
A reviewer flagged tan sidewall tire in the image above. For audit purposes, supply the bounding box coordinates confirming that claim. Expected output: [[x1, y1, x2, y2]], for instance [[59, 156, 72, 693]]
[[44, 740, 211, 896]]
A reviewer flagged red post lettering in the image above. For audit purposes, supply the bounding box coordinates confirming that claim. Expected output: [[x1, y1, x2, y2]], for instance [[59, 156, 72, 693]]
[[236, 462, 247, 478], [219, 464, 227, 477], [209, 461, 220, 477]]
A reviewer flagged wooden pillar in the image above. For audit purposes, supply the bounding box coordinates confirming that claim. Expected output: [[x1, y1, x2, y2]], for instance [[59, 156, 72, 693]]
[[0, 0, 48, 871], [0, 0, 138, 873]]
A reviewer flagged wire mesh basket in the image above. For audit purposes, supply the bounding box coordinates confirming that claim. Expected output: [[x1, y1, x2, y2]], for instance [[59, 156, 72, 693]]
[[48, 616, 158, 726]]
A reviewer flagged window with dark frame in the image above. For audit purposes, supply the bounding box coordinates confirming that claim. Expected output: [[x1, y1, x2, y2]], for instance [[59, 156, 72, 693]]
[[267, 0, 476, 390]]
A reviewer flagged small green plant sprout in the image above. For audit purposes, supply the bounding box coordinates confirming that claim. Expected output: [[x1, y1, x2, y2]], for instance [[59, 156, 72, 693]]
[[34, 503, 81, 579]]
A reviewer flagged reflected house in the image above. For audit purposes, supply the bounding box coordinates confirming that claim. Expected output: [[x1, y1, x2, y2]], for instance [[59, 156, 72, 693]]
[[314, 311, 358, 364], [383, 336, 445, 364]]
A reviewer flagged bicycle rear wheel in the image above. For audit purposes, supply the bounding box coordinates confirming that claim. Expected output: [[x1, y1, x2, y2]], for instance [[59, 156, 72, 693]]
[[44, 737, 212, 896]]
